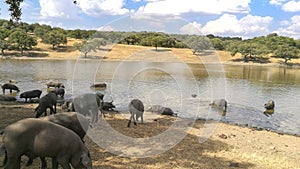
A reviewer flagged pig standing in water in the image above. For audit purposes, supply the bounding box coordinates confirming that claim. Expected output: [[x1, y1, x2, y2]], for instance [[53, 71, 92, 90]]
[[263, 100, 275, 117], [209, 99, 227, 116], [1, 118, 92, 169], [20, 89, 42, 103], [1, 83, 20, 94], [46, 81, 64, 88], [264, 100, 275, 110]]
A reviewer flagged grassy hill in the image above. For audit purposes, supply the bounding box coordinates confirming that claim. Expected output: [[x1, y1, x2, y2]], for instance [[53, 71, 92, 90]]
[[3, 38, 300, 66]]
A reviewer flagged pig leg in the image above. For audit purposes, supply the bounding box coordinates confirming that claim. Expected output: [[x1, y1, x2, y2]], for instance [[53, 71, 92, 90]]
[[25, 157, 33, 166], [52, 158, 58, 169], [93, 111, 99, 123], [35, 111, 43, 118], [135, 115, 139, 122], [25, 156, 46, 168], [127, 114, 134, 127], [5, 155, 21, 169], [133, 115, 137, 126], [140, 115, 144, 124], [40, 157, 47, 169], [54, 104, 57, 114], [57, 158, 71, 169], [2, 150, 7, 167], [49, 107, 55, 115], [59, 163, 71, 169], [100, 109, 105, 118], [43, 109, 47, 117]]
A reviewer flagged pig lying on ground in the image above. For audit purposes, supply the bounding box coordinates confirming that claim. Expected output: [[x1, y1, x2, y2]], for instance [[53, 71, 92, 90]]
[[127, 99, 144, 127], [20, 90, 42, 103], [148, 105, 176, 116], [0, 94, 16, 102], [1, 118, 92, 169], [1, 83, 20, 94], [46, 81, 65, 88], [35, 93, 57, 118], [102, 101, 116, 111], [90, 82, 107, 88]]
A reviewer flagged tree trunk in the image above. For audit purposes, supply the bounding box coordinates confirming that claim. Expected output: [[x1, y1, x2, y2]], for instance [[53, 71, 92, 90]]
[[243, 54, 249, 62], [52, 44, 55, 49], [84, 52, 88, 58], [284, 57, 290, 64], [1, 49, 4, 56]]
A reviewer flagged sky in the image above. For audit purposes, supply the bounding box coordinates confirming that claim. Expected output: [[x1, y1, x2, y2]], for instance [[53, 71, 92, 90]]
[[0, 0, 300, 39]]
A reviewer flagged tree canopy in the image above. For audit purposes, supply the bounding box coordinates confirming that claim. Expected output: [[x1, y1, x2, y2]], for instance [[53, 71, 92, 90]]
[[2, 0, 76, 23], [223, 33, 299, 63], [42, 30, 67, 49], [8, 28, 37, 54], [73, 40, 97, 58], [4, 0, 24, 23], [0, 9, 299, 64]]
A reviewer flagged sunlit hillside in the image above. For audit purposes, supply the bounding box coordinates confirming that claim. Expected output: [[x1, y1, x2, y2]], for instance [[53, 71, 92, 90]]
[[3, 35, 300, 65]]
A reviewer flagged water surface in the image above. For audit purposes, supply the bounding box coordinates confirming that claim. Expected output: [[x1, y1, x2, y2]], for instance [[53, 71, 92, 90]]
[[0, 59, 299, 135]]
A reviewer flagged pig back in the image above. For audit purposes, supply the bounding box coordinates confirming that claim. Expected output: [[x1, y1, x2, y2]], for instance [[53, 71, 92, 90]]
[[3, 118, 84, 157], [41, 112, 90, 139]]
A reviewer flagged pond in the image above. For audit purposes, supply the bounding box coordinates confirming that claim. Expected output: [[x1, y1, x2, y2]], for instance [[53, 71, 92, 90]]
[[0, 59, 300, 136]]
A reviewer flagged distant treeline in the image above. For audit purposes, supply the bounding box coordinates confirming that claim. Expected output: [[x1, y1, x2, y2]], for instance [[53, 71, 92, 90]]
[[0, 19, 299, 63], [209, 33, 300, 63]]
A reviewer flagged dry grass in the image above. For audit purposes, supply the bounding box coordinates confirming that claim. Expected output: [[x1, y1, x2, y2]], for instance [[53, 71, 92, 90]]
[[3, 39, 300, 67], [4, 38, 81, 60]]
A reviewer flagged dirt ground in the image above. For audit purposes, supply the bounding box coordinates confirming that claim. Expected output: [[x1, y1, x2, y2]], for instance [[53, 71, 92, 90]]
[[0, 101, 299, 169]]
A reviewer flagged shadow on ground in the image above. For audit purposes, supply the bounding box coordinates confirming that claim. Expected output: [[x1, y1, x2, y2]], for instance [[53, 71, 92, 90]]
[[231, 57, 271, 64], [151, 49, 172, 52]]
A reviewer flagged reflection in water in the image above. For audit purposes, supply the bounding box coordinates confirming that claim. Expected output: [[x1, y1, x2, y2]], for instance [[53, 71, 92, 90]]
[[263, 109, 275, 117], [225, 65, 300, 84], [0, 60, 300, 135], [209, 107, 227, 117]]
